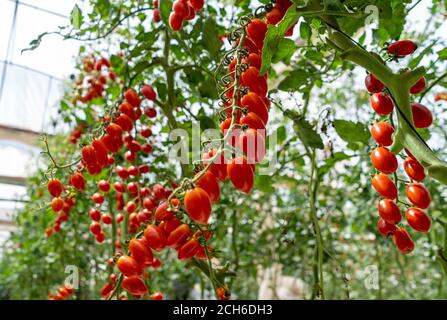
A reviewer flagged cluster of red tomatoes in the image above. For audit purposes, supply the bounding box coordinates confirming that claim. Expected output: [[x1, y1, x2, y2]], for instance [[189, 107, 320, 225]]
[[45, 178, 76, 237], [168, 0, 205, 31], [68, 124, 88, 145], [47, 284, 73, 300], [367, 40, 433, 254], [75, 55, 117, 104]]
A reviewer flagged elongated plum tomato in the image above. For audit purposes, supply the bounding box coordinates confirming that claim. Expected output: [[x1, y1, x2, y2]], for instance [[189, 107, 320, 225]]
[[195, 170, 220, 203], [129, 238, 154, 265], [240, 112, 266, 131], [141, 84, 156, 101], [48, 179, 63, 197], [377, 218, 396, 238], [166, 224, 191, 248], [266, 6, 285, 25], [365, 73, 384, 93], [393, 227, 415, 254], [172, 0, 189, 18], [202, 148, 227, 181], [169, 12, 183, 32], [370, 93, 394, 116], [387, 40, 417, 57], [410, 77, 426, 94], [241, 67, 268, 96], [116, 255, 141, 277], [403, 157, 425, 182], [154, 198, 181, 221], [246, 19, 268, 49], [152, 292, 163, 300], [227, 156, 254, 193], [377, 199, 401, 224], [177, 238, 201, 261], [372, 173, 397, 199], [184, 187, 212, 225], [405, 207, 431, 232], [124, 88, 141, 108], [406, 183, 431, 209], [121, 276, 147, 296], [371, 122, 394, 147], [51, 197, 63, 212], [143, 225, 167, 251], [240, 92, 269, 125], [70, 173, 85, 191], [411, 102, 433, 128], [238, 128, 266, 163], [370, 147, 398, 174], [189, 0, 204, 11]]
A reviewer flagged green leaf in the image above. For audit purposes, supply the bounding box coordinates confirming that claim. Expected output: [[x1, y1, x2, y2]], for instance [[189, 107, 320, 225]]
[[437, 48, 447, 60], [70, 5, 83, 30], [260, 7, 301, 74], [254, 175, 275, 193], [284, 110, 324, 149], [95, 0, 110, 18], [318, 152, 351, 179], [272, 38, 297, 64], [202, 18, 221, 60], [409, 40, 437, 69], [333, 119, 370, 145], [278, 69, 308, 91]]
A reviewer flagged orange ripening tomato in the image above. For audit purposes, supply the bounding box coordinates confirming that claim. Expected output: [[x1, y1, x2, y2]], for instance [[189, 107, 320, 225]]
[[128, 238, 154, 265], [370, 122, 394, 147], [116, 255, 142, 277], [370, 147, 398, 174], [121, 276, 147, 296], [246, 19, 268, 49], [202, 148, 227, 181], [406, 183, 431, 209], [241, 67, 268, 96]]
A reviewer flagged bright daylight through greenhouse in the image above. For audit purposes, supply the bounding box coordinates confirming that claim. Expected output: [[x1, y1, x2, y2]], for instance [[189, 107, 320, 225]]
[[0, 0, 446, 312]]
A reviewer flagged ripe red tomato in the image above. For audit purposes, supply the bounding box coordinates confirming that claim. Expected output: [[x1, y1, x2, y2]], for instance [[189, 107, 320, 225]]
[[113, 182, 126, 193], [92, 193, 105, 205], [202, 148, 228, 181], [377, 218, 396, 238], [240, 92, 269, 125], [365, 73, 384, 93], [48, 179, 63, 197], [196, 170, 220, 203], [106, 123, 123, 137], [227, 156, 254, 193], [410, 77, 426, 94], [51, 197, 63, 212], [189, 0, 204, 11], [169, 12, 184, 31], [403, 157, 425, 182], [98, 180, 110, 192], [242, 53, 262, 70], [217, 287, 230, 300], [89, 221, 101, 235], [166, 224, 191, 248], [129, 238, 154, 265], [240, 112, 266, 131], [116, 213, 124, 224], [115, 166, 129, 179], [153, 183, 167, 200], [411, 102, 433, 128], [89, 208, 101, 221], [266, 6, 285, 25], [238, 128, 266, 163], [126, 201, 137, 214], [161, 217, 182, 236], [377, 199, 401, 224], [144, 107, 157, 118], [406, 183, 431, 209], [246, 19, 267, 49], [387, 40, 417, 57], [370, 93, 394, 116], [141, 84, 156, 101], [124, 88, 141, 107], [151, 292, 163, 300], [371, 173, 397, 199], [177, 238, 201, 261], [405, 207, 431, 233], [102, 213, 112, 225], [143, 225, 167, 250], [241, 67, 268, 96], [154, 198, 181, 221], [100, 283, 114, 297], [173, 0, 189, 18], [121, 276, 147, 295], [393, 227, 414, 254], [114, 113, 134, 132], [371, 122, 394, 147], [140, 125, 152, 138], [70, 173, 85, 191], [153, 9, 161, 22], [185, 187, 212, 224], [139, 164, 150, 174], [117, 255, 141, 277], [128, 166, 139, 177], [119, 101, 136, 120], [370, 147, 398, 174]]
